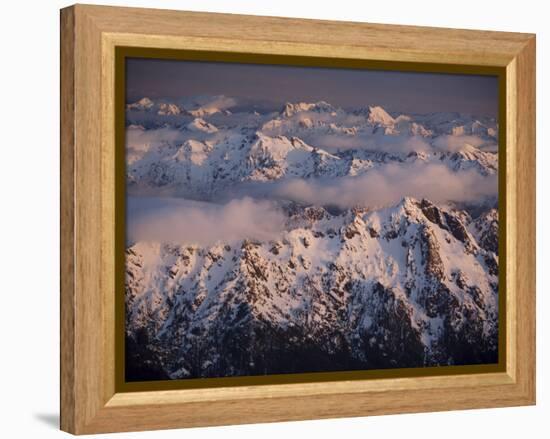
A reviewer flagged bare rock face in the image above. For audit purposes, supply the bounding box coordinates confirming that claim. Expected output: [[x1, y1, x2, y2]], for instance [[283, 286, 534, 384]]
[[125, 197, 499, 380], [472, 209, 499, 255], [420, 224, 445, 281], [124, 99, 499, 380]]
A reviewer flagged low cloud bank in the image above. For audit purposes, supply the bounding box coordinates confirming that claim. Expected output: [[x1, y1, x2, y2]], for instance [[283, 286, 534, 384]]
[[127, 196, 285, 246], [222, 162, 497, 209], [307, 132, 431, 154], [126, 126, 187, 151], [125, 125, 221, 164], [186, 95, 237, 113], [432, 134, 488, 152], [274, 163, 497, 207]]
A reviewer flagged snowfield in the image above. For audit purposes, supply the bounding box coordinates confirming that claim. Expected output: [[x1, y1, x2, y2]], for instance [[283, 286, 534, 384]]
[[124, 96, 499, 381]]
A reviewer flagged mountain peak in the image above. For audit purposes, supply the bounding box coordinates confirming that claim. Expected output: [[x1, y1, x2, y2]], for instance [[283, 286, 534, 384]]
[[186, 118, 218, 133], [398, 195, 419, 209], [127, 97, 155, 111], [157, 102, 181, 115], [352, 105, 395, 126], [281, 101, 335, 117], [367, 105, 395, 126]]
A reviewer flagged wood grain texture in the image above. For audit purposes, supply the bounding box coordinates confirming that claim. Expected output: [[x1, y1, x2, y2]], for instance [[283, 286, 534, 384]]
[[60, 4, 536, 434], [60, 6, 75, 433], [81, 3, 530, 66], [513, 37, 536, 398]]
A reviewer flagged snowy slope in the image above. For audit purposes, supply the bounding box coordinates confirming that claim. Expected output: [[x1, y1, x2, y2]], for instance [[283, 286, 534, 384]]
[[125, 98, 499, 200], [125, 198, 499, 379], [123, 97, 500, 381]]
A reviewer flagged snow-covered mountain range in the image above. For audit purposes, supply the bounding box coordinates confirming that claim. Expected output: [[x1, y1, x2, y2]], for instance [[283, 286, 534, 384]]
[[124, 95, 499, 381]]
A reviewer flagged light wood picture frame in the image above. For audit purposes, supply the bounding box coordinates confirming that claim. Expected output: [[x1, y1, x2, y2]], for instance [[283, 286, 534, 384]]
[[60, 4, 536, 435]]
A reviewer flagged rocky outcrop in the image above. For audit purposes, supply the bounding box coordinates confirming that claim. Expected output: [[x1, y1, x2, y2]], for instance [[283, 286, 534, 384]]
[[125, 198, 499, 381]]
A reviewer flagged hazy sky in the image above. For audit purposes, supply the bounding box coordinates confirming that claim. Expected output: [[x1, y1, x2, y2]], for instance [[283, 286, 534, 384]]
[[126, 58, 499, 117]]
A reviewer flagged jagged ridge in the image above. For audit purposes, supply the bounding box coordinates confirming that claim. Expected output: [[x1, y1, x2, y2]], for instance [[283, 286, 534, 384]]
[[125, 197, 498, 380]]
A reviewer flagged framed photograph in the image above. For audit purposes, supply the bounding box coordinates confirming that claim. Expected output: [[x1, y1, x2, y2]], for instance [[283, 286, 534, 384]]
[[60, 4, 536, 434]]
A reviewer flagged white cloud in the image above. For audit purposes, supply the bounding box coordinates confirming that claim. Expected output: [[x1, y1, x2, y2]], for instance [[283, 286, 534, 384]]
[[126, 126, 186, 151], [271, 162, 497, 208], [308, 133, 431, 154], [127, 196, 285, 246], [186, 95, 238, 113], [432, 134, 486, 152], [125, 124, 224, 165]]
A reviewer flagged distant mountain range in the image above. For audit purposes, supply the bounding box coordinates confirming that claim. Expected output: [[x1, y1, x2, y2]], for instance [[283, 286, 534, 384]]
[[124, 96, 499, 381]]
